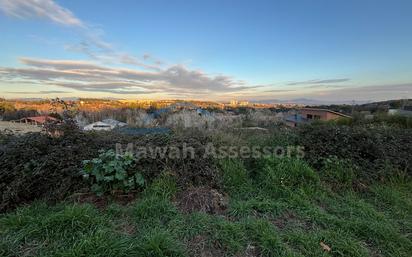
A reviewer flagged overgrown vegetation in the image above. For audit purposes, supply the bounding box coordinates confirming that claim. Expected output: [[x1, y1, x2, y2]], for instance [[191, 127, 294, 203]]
[[298, 124, 412, 184], [0, 114, 411, 256], [0, 131, 216, 212]]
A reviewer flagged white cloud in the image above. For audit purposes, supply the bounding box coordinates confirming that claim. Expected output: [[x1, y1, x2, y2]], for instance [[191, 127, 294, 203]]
[[0, 0, 162, 70], [0, 57, 256, 96], [0, 0, 83, 27], [287, 78, 350, 86]]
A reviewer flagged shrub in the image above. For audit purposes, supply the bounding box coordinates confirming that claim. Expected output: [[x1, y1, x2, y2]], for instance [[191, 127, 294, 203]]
[[298, 124, 412, 183], [0, 131, 135, 212], [81, 149, 145, 196], [0, 130, 218, 212]]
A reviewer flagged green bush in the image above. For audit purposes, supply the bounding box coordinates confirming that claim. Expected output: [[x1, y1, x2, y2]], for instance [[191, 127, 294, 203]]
[[298, 124, 412, 183], [82, 149, 145, 196], [0, 131, 218, 212]]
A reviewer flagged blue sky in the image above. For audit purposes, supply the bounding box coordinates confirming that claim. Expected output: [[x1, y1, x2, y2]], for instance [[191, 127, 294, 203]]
[[0, 0, 411, 102]]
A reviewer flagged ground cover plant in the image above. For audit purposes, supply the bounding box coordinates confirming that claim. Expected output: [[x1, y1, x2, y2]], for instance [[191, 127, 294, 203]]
[[0, 122, 411, 256], [81, 149, 145, 196]]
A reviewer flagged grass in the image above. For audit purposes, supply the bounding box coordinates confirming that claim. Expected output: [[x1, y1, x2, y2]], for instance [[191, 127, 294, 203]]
[[1, 158, 411, 257]]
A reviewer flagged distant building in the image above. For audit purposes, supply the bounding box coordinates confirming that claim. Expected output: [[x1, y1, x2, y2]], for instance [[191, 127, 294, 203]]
[[102, 118, 128, 128], [230, 100, 239, 106], [285, 108, 351, 127], [285, 114, 309, 127], [83, 121, 114, 131], [239, 101, 249, 106], [83, 119, 128, 131], [388, 108, 412, 117], [300, 108, 351, 121], [19, 115, 58, 126]]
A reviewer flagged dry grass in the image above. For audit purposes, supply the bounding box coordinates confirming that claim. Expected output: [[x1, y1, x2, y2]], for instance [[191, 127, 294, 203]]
[[0, 121, 42, 134]]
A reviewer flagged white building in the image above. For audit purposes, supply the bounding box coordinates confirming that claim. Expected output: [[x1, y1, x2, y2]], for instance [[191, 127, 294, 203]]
[[102, 119, 128, 128], [83, 119, 127, 131], [83, 121, 114, 131]]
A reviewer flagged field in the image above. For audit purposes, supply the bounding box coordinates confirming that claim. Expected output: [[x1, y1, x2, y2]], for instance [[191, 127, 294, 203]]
[[0, 121, 42, 134], [0, 118, 411, 257]]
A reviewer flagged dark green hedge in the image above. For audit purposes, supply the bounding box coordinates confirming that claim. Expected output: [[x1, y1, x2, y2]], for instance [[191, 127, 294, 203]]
[[0, 131, 217, 212], [298, 124, 412, 183]]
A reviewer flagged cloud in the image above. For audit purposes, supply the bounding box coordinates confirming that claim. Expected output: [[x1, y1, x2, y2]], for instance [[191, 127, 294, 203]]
[[0, 57, 256, 96], [305, 83, 412, 101], [6, 90, 69, 94], [287, 78, 350, 86], [263, 89, 296, 93], [306, 84, 347, 89], [0, 0, 83, 27], [20, 57, 106, 70], [0, 0, 162, 70]]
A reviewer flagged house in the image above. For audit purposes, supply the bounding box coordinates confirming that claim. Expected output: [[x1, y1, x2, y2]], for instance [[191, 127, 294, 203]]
[[300, 108, 351, 121], [285, 108, 350, 127], [19, 115, 58, 126]]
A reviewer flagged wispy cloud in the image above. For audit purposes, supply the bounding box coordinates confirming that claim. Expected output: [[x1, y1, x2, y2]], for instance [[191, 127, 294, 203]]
[[6, 90, 69, 94], [0, 0, 83, 27], [287, 78, 350, 86], [263, 89, 296, 93], [305, 83, 412, 101], [0, 0, 162, 70], [0, 57, 256, 96]]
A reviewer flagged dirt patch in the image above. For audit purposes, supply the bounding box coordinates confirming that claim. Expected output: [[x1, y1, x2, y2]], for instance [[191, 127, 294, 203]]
[[176, 187, 228, 215], [187, 235, 225, 257]]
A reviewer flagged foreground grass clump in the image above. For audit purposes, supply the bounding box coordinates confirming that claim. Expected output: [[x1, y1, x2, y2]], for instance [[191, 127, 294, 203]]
[[0, 203, 135, 257]]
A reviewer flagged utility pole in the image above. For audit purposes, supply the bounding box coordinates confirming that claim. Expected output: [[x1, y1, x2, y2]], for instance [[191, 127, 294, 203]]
[[351, 100, 355, 115]]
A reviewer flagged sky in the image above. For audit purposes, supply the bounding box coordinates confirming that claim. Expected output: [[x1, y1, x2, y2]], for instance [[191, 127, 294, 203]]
[[0, 0, 411, 102]]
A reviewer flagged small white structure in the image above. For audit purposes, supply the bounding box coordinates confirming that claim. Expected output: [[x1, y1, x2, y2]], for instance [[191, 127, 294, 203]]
[[102, 119, 128, 128], [83, 121, 114, 131], [83, 119, 128, 131], [388, 109, 412, 117]]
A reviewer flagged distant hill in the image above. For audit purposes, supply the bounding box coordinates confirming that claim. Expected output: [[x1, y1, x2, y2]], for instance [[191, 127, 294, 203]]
[[307, 99, 412, 114], [253, 98, 370, 105]]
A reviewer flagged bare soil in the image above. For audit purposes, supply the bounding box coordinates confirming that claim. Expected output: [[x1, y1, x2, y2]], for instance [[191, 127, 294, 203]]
[[0, 121, 42, 134]]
